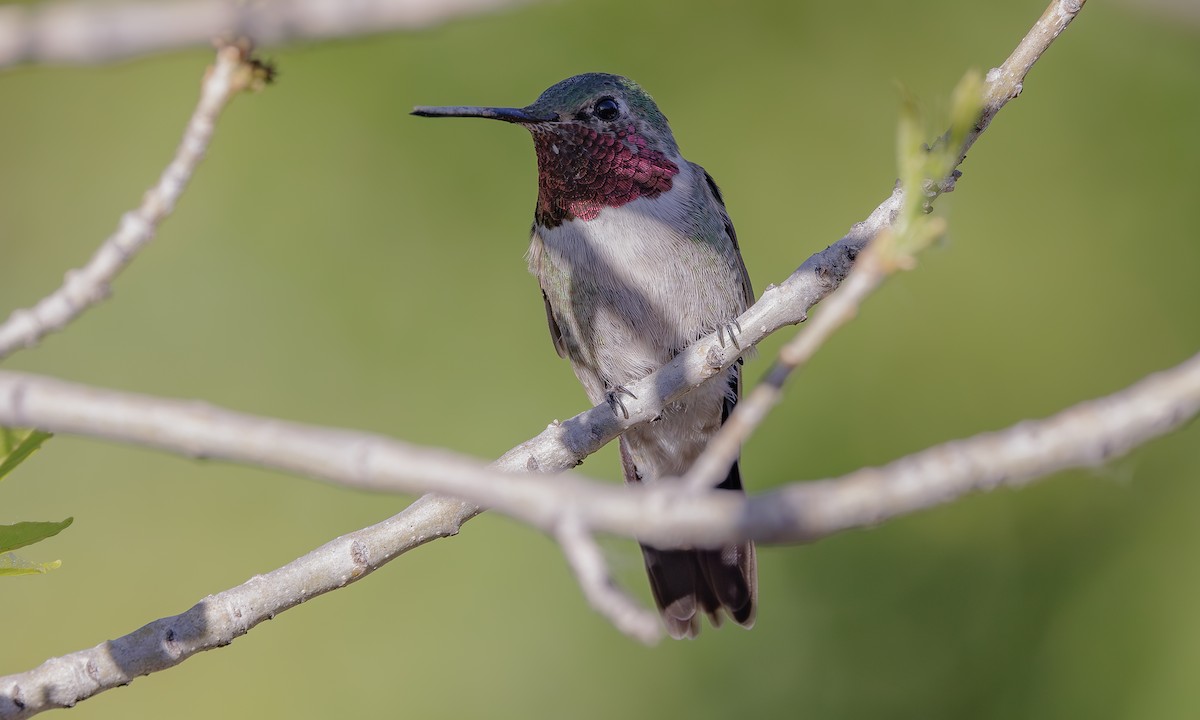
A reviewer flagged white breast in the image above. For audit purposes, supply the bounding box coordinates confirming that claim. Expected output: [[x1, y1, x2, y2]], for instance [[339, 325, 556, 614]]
[[528, 159, 747, 402]]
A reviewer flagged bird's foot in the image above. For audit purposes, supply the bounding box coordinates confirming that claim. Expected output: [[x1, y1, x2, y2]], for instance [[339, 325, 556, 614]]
[[716, 319, 744, 350], [606, 385, 638, 420]]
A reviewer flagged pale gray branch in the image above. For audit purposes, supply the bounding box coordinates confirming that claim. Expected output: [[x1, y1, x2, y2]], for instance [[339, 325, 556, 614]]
[[2, 343, 1196, 718], [0, 494, 473, 719], [753, 350, 1200, 542], [683, 234, 893, 493], [0, 44, 258, 360], [2, 344, 1197, 550], [968, 0, 1086, 163], [0, 0, 533, 69], [683, 0, 1088, 493], [556, 516, 661, 644]]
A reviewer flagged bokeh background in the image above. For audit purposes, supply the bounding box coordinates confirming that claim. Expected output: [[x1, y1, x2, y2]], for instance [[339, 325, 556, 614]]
[[3, 0, 1200, 717]]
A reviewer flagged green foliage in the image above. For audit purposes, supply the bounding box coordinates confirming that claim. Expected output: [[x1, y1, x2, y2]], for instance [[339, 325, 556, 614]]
[[0, 428, 52, 481], [0, 428, 68, 576], [889, 70, 984, 261], [0, 518, 73, 554], [0, 548, 67, 576], [946, 69, 984, 156]]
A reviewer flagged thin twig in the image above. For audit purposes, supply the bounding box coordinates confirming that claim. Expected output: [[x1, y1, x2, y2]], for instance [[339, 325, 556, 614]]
[[0, 0, 534, 69], [0, 44, 262, 360], [683, 239, 893, 492], [966, 0, 1087, 164], [556, 516, 661, 644], [682, 0, 1088, 492]]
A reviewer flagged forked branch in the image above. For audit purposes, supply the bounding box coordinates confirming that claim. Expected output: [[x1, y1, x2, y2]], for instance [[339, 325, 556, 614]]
[[0, 43, 269, 359]]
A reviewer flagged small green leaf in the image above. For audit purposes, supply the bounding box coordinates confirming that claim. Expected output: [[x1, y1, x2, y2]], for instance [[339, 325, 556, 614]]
[[947, 68, 984, 157], [895, 83, 924, 201], [0, 429, 53, 481], [0, 553, 62, 575], [0, 518, 73, 553]]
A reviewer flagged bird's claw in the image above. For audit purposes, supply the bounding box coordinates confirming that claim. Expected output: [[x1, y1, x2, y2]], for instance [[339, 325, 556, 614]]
[[606, 385, 638, 420], [716, 319, 743, 350]]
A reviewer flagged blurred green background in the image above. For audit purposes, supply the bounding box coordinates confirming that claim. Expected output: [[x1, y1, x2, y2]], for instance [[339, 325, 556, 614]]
[[3, 0, 1200, 717]]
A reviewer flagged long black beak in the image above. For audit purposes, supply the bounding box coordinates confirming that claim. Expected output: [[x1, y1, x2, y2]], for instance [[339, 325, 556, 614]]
[[411, 106, 555, 123]]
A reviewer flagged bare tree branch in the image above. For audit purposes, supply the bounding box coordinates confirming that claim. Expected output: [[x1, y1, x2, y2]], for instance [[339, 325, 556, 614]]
[[0, 493, 472, 720], [683, 0, 1088, 492], [556, 515, 661, 644], [752, 350, 1200, 542], [2, 343, 1197, 551], [0, 0, 533, 69], [968, 0, 1086, 163], [2, 345, 1196, 717], [0, 44, 264, 360], [682, 220, 899, 493]]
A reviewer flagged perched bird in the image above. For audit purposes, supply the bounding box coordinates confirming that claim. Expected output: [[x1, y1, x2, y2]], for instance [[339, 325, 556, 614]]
[[414, 73, 755, 638]]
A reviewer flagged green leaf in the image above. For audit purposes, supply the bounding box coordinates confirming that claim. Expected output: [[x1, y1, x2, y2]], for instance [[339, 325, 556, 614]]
[[0, 552, 62, 575], [0, 518, 73, 553], [0, 429, 53, 481], [894, 83, 924, 202], [947, 68, 985, 157]]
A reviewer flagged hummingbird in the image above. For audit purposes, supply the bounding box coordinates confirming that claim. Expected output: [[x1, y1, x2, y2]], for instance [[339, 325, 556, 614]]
[[414, 73, 756, 639]]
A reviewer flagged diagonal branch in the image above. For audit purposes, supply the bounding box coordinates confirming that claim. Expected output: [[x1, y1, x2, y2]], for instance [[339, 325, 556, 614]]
[[0, 493, 474, 719], [0, 44, 266, 361], [2, 344, 1196, 718], [0, 0, 534, 69], [683, 0, 1088, 492]]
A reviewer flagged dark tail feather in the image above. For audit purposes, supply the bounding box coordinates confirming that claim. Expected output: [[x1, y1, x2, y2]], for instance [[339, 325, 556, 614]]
[[627, 442, 757, 639], [697, 447, 757, 627], [641, 539, 757, 639], [698, 540, 757, 626]]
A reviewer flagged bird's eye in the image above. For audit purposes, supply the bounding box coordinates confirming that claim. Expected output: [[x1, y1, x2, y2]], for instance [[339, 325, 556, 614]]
[[593, 98, 620, 122]]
